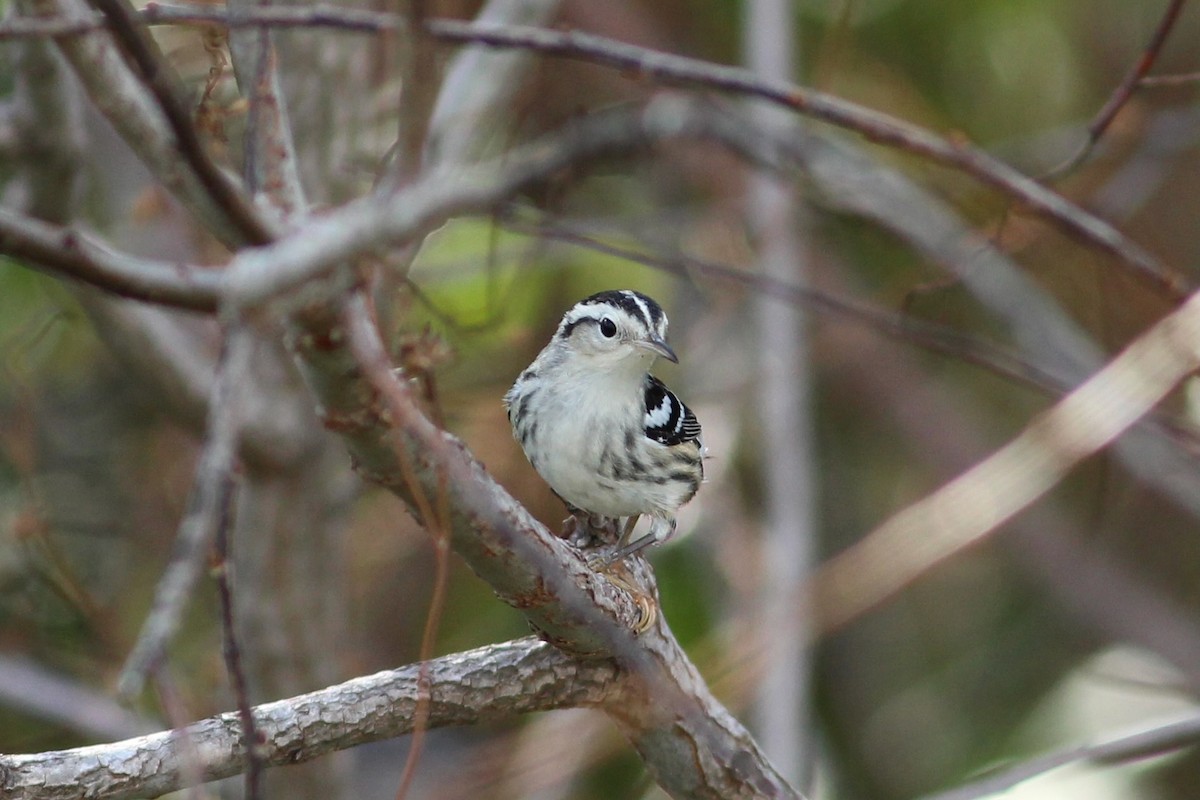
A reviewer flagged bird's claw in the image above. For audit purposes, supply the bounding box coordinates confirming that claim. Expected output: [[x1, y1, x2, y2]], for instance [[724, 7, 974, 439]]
[[585, 560, 657, 633]]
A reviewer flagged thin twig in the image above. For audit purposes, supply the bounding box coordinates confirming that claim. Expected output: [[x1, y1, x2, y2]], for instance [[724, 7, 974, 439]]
[[394, 472, 453, 800], [0, 4, 399, 39], [507, 213, 1076, 398], [116, 326, 253, 700], [1042, 0, 1188, 180], [380, 0, 438, 191], [228, 0, 307, 218], [84, 0, 275, 244], [921, 709, 1200, 800], [210, 467, 261, 800]]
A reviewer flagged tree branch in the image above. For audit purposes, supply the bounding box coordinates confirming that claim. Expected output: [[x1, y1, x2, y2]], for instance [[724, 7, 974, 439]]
[[423, 0, 562, 165], [116, 325, 253, 699], [227, 0, 306, 218], [1042, 0, 1188, 179], [0, 209, 224, 311], [20, 0, 274, 248], [220, 99, 791, 309], [814, 282, 1200, 632], [286, 293, 802, 797], [921, 709, 1200, 800], [84, 0, 274, 244], [0, 6, 1182, 295], [0, 638, 620, 800]]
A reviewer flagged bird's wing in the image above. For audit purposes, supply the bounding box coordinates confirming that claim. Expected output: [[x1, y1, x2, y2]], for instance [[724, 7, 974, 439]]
[[643, 375, 702, 446]]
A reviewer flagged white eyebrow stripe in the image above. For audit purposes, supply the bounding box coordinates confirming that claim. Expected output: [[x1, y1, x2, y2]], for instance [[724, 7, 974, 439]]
[[623, 290, 653, 331]]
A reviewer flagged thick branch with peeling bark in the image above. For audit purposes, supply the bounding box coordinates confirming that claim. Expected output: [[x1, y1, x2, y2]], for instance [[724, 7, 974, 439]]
[[0, 639, 620, 800], [279, 296, 801, 798]]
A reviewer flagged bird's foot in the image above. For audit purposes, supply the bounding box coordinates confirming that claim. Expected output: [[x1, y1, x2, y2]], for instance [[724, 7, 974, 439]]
[[590, 516, 674, 568], [561, 510, 621, 547], [584, 555, 657, 633]]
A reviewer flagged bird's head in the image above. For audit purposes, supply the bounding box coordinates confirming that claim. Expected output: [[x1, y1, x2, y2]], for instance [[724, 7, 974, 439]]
[[551, 289, 677, 374]]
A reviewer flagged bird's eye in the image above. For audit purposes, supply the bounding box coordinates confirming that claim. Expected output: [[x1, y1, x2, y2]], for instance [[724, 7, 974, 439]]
[[599, 318, 617, 338]]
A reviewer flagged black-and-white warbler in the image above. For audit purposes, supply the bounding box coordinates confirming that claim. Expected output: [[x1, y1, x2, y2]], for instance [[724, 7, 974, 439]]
[[505, 290, 703, 562]]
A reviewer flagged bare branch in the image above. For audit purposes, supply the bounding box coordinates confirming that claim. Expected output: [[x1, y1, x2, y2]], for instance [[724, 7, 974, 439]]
[[424, 0, 562, 165], [742, 0, 815, 787], [20, 0, 273, 247], [84, 0, 274, 244], [2, 7, 1181, 295], [221, 99, 794, 309], [300, 294, 802, 797], [377, 0, 438, 191], [0, 638, 620, 800], [0, 209, 223, 311], [1043, 0, 1188, 179], [1140, 71, 1200, 87], [7, 6, 85, 222], [921, 709, 1200, 800], [815, 284, 1200, 632], [0, 655, 154, 741], [117, 326, 253, 700], [227, 0, 306, 217]]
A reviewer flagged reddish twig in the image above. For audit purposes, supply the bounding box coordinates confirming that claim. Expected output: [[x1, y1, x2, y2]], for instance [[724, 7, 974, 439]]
[[210, 467, 262, 800], [1043, 0, 1188, 179], [394, 472, 453, 800]]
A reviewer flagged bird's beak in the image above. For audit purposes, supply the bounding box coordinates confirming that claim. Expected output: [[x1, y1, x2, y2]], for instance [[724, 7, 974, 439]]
[[636, 335, 678, 363]]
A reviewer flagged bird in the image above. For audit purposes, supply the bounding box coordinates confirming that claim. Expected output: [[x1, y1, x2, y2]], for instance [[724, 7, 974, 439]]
[[505, 289, 703, 564]]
